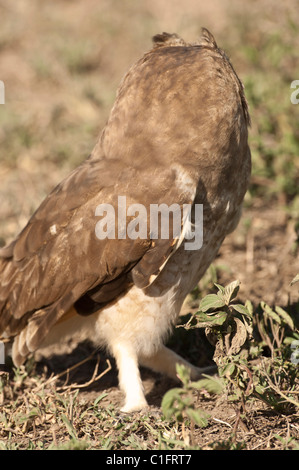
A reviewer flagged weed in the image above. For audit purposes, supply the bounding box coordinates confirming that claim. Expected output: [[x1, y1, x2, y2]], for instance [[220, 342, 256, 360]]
[[162, 279, 299, 448]]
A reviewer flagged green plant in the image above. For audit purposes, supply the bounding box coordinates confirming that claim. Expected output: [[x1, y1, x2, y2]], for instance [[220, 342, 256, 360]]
[[163, 279, 299, 443], [184, 280, 253, 373], [161, 363, 210, 429], [201, 281, 298, 409]]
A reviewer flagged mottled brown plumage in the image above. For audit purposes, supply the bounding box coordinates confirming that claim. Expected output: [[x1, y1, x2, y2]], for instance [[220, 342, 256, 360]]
[[0, 29, 251, 411]]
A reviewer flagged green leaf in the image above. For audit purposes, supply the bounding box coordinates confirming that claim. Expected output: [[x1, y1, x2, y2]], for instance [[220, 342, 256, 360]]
[[161, 388, 184, 418], [61, 414, 77, 440], [261, 302, 281, 324], [94, 393, 108, 406], [186, 408, 209, 428], [175, 363, 191, 386], [199, 294, 226, 312], [196, 311, 227, 327], [223, 280, 240, 304], [255, 384, 266, 395], [192, 374, 225, 395], [245, 299, 254, 316], [275, 306, 295, 330], [220, 363, 236, 377], [214, 283, 225, 294], [231, 303, 252, 318]]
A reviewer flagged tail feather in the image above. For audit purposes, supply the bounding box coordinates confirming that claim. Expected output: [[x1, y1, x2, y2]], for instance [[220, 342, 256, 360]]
[[9, 292, 76, 366], [0, 254, 78, 365]]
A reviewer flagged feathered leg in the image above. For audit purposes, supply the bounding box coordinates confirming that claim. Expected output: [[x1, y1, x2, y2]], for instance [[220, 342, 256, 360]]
[[111, 342, 148, 412]]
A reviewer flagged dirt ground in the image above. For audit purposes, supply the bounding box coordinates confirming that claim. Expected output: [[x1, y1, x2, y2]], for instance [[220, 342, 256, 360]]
[[0, 0, 298, 451]]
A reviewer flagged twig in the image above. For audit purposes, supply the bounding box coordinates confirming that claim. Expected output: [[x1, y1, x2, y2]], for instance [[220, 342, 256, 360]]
[[258, 363, 299, 409], [57, 357, 112, 392], [212, 417, 232, 428], [32, 351, 99, 393]]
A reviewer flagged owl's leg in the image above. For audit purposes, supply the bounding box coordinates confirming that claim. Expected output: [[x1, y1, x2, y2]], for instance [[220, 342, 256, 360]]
[[111, 342, 148, 413], [139, 344, 207, 381]]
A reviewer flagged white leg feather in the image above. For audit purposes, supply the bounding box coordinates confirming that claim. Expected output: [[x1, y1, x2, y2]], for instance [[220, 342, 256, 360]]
[[139, 344, 202, 381], [111, 342, 148, 412]]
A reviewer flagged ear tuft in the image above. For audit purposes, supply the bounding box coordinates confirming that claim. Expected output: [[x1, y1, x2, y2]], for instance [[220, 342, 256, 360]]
[[152, 32, 187, 48], [198, 28, 218, 49]]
